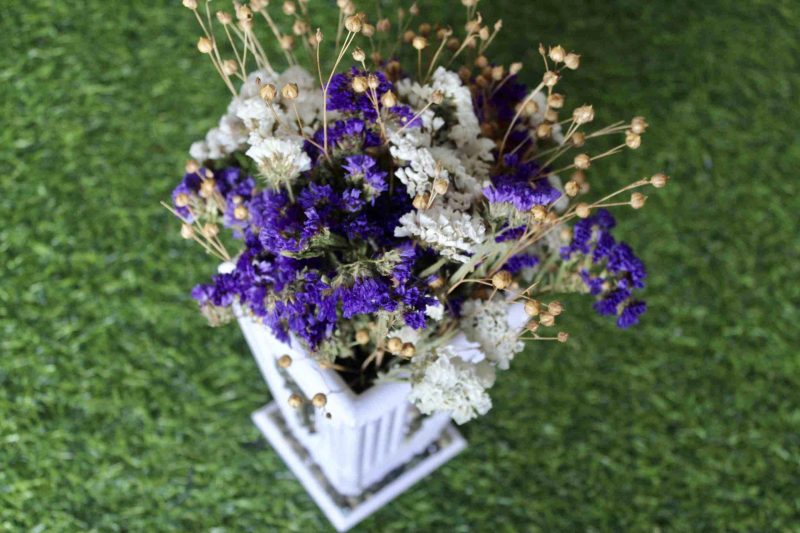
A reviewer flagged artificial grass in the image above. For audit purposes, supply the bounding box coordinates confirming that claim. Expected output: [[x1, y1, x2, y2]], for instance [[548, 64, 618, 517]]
[[2, 0, 800, 530]]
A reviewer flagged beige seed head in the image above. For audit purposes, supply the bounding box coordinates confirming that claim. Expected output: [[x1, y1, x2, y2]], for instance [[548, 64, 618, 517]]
[[428, 276, 445, 290], [182, 0, 198, 9], [575, 203, 591, 218], [344, 15, 363, 33], [631, 116, 649, 135], [412, 193, 430, 210], [557, 331, 569, 343], [281, 83, 299, 100], [526, 321, 540, 333], [409, 2, 419, 15], [564, 52, 581, 70], [545, 108, 559, 123], [377, 18, 391, 32], [312, 393, 327, 408], [492, 270, 513, 290], [197, 37, 214, 54], [491, 65, 505, 81], [278, 354, 293, 368], [380, 91, 398, 108], [548, 45, 566, 63], [478, 26, 490, 41], [387, 337, 403, 354], [531, 205, 547, 221], [543, 70, 559, 87], [539, 312, 555, 327], [412, 35, 428, 50], [571, 131, 586, 147], [630, 192, 647, 209], [288, 394, 304, 408], [625, 130, 641, 149], [509, 62, 523, 75], [355, 329, 370, 345], [572, 105, 595, 125], [352, 47, 366, 62], [199, 178, 216, 197], [400, 343, 416, 358], [260, 83, 277, 102], [351, 76, 368, 93], [524, 299, 541, 317], [433, 178, 449, 195], [547, 93, 564, 109], [221, 59, 238, 76], [282, 1, 296, 15], [565, 180, 579, 197], [185, 159, 200, 173], [175, 193, 190, 208], [236, 4, 253, 21], [234, 205, 249, 220], [573, 153, 591, 170], [367, 74, 380, 90], [430, 90, 445, 105], [293, 20, 309, 35], [279, 35, 294, 51], [403, 30, 416, 43], [180, 223, 194, 239], [650, 173, 669, 188], [536, 122, 552, 139], [548, 301, 564, 316], [216, 11, 232, 24]]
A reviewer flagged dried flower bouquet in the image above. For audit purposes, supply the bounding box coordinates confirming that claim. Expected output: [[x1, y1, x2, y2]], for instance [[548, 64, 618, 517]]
[[167, 0, 669, 425]]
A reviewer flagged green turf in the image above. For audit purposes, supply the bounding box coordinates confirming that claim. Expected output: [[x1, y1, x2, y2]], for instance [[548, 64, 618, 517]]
[[3, 0, 800, 530]]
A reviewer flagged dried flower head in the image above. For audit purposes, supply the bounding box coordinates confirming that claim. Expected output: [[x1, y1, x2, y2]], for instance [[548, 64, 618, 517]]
[[312, 393, 327, 408], [564, 52, 580, 69], [630, 192, 647, 209], [548, 45, 566, 63], [651, 173, 669, 188], [572, 105, 595, 125], [281, 83, 299, 100]]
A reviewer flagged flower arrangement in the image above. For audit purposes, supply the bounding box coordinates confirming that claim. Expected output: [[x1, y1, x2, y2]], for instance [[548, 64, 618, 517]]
[[167, 0, 669, 425]]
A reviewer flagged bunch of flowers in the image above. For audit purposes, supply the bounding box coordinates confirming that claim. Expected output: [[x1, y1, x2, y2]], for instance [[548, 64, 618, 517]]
[[167, 0, 669, 424]]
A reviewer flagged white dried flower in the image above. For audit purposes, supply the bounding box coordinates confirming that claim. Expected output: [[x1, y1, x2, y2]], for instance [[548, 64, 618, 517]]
[[395, 205, 486, 263], [460, 299, 524, 370], [245, 135, 311, 185]]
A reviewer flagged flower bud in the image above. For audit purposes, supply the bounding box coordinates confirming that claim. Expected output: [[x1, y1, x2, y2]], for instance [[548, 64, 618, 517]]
[[572, 105, 594, 125], [201, 222, 219, 238], [650, 173, 669, 188], [288, 394, 304, 408], [509, 62, 523, 75], [183, 0, 198, 9], [351, 76, 368, 93], [260, 83, 277, 102], [543, 70, 559, 87], [630, 192, 647, 209], [536, 122, 552, 139], [278, 354, 293, 368], [625, 130, 641, 149], [526, 321, 540, 333], [544, 108, 559, 123], [412, 35, 428, 50], [539, 312, 555, 327], [631, 116, 648, 135], [400, 342, 416, 358], [547, 93, 564, 109], [531, 205, 547, 221], [557, 331, 569, 343], [236, 4, 253, 21], [478, 26, 490, 41], [380, 91, 398, 108], [548, 45, 566, 63], [433, 178, 449, 195], [281, 83, 299, 100], [491, 65, 505, 81], [573, 153, 591, 170], [575, 203, 591, 218], [282, 1, 296, 15], [352, 47, 366, 62], [524, 299, 541, 316], [564, 53, 580, 70], [180, 223, 194, 239], [216, 11, 232, 24], [565, 180, 579, 197], [293, 20, 309, 36], [279, 35, 294, 51], [571, 131, 586, 147], [387, 337, 403, 354], [234, 205, 249, 220], [548, 301, 563, 316], [491, 270, 512, 290], [197, 37, 214, 54], [355, 329, 370, 345]]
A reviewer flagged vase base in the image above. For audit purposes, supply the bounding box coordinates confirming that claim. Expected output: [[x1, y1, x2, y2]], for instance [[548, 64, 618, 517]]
[[252, 402, 467, 532]]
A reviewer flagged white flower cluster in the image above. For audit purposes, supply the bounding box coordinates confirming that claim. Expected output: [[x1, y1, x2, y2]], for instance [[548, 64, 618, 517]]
[[407, 344, 495, 425], [189, 66, 323, 178], [460, 298, 525, 370], [394, 205, 485, 263]]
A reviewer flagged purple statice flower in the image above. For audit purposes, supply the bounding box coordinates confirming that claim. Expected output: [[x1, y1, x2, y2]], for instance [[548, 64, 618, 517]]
[[562, 209, 648, 327], [338, 276, 398, 318], [171, 171, 202, 220], [495, 224, 526, 243], [394, 283, 437, 330], [483, 154, 561, 212], [343, 154, 388, 199], [504, 253, 539, 274]]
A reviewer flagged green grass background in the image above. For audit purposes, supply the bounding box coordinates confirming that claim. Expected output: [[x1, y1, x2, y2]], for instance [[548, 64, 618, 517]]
[[3, 0, 800, 530]]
